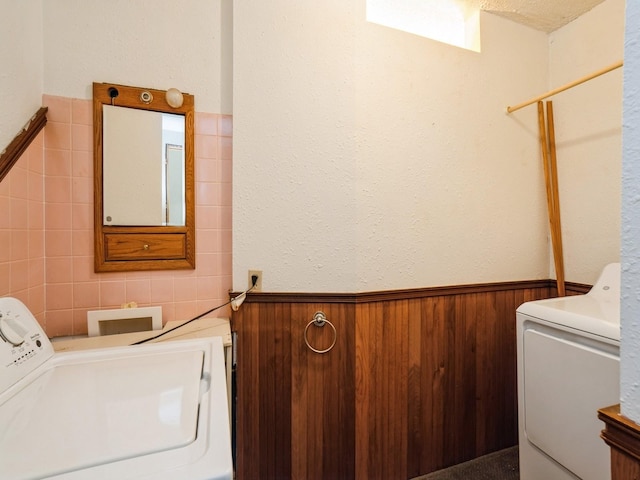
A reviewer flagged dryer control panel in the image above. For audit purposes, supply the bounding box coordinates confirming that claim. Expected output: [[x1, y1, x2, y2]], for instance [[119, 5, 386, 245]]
[[0, 297, 54, 394]]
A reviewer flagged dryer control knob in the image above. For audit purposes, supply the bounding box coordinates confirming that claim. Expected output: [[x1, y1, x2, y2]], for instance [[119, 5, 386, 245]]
[[0, 314, 27, 346]]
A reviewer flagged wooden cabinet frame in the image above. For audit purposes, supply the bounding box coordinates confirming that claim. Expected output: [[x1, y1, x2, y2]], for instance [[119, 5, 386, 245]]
[[93, 82, 195, 272]]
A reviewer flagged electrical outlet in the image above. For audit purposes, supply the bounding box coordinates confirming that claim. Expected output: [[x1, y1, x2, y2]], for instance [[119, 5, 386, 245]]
[[248, 270, 262, 291]]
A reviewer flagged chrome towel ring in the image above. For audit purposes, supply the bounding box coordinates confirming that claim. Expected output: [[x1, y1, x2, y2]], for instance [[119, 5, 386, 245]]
[[304, 311, 337, 354]]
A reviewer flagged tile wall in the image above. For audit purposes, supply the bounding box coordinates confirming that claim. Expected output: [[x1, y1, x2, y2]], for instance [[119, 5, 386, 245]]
[[0, 95, 233, 337], [0, 131, 46, 325]]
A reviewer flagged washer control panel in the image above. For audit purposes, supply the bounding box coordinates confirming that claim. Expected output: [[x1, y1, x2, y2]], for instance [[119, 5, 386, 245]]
[[0, 297, 54, 394]]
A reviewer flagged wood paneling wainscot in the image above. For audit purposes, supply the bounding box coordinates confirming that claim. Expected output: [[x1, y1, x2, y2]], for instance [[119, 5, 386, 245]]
[[232, 280, 583, 480], [234, 300, 356, 480], [599, 404, 640, 480]]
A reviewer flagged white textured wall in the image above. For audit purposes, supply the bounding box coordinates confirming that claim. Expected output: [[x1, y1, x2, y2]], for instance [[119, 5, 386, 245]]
[[41, 0, 227, 113], [0, 0, 43, 152], [233, 0, 360, 292], [233, 1, 549, 292], [548, 0, 624, 285], [621, 0, 640, 423], [354, 11, 549, 291]]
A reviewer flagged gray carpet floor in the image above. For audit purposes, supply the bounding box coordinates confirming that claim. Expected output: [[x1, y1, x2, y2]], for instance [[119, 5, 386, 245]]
[[410, 446, 519, 480]]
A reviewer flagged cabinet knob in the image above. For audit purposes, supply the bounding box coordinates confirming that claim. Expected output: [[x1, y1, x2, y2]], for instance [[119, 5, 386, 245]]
[[143, 244, 149, 250]]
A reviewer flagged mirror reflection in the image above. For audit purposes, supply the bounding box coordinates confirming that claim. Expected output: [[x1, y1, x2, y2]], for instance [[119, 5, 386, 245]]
[[102, 106, 186, 226]]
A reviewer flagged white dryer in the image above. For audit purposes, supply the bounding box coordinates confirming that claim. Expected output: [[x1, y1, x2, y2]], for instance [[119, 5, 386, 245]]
[[516, 263, 620, 480], [0, 297, 233, 480]]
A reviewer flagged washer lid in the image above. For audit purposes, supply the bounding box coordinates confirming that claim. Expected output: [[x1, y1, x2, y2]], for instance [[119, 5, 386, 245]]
[[0, 348, 205, 480]]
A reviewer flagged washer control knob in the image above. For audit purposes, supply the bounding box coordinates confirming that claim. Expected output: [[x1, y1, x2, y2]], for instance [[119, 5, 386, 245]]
[[0, 313, 27, 346]]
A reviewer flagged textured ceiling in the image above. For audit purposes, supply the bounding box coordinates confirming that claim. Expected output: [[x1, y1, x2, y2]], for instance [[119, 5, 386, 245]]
[[467, 0, 607, 32]]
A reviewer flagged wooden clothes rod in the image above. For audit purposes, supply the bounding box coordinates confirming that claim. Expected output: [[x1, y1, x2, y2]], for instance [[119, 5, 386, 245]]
[[506, 60, 623, 113]]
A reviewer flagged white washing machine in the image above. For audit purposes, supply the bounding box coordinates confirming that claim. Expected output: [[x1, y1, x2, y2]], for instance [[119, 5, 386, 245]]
[[517, 263, 620, 480], [0, 297, 233, 480]]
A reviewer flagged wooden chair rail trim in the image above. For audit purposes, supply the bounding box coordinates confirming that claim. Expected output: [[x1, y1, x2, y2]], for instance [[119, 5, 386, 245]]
[[599, 404, 640, 462], [0, 107, 48, 183], [233, 279, 590, 304]]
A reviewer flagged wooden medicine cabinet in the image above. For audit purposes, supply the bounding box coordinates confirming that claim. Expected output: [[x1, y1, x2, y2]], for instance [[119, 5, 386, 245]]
[[93, 82, 195, 272]]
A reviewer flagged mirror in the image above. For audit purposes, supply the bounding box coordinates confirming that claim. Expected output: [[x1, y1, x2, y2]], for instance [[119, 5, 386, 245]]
[[93, 82, 195, 272], [102, 106, 186, 226]]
